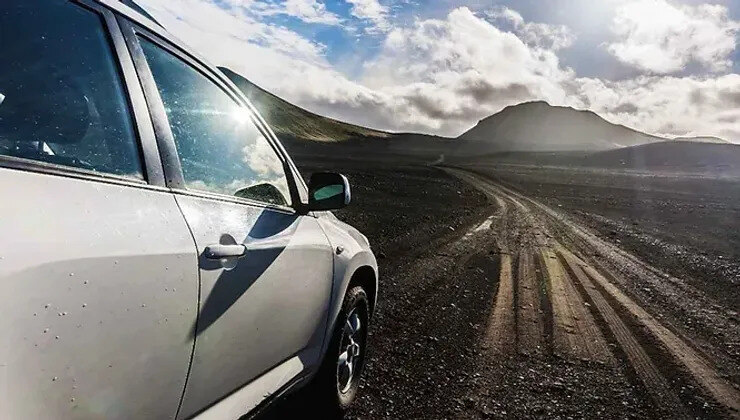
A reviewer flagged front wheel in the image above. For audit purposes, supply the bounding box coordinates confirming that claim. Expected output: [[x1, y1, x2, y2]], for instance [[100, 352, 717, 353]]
[[312, 285, 369, 417]]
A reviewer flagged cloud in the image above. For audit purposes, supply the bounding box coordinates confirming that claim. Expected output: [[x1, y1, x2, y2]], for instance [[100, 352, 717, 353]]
[[487, 7, 575, 51], [607, 0, 739, 74], [351, 7, 574, 134], [135, 0, 329, 67], [135, 0, 739, 142], [345, 0, 390, 32], [255, 0, 342, 25], [574, 73, 740, 140]]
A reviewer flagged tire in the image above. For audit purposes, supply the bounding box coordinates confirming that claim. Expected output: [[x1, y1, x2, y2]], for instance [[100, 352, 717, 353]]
[[311, 285, 370, 417]]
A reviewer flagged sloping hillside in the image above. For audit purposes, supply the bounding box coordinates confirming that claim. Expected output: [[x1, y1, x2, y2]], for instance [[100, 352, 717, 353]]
[[220, 67, 389, 142], [584, 141, 740, 174], [457, 101, 665, 153], [672, 136, 729, 144]]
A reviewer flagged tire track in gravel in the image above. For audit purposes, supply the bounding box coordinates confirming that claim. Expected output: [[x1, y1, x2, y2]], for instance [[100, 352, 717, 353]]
[[542, 248, 613, 364], [442, 166, 740, 419], [485, 254, 515, 354], [516, 251, 544, 356], [557, 246, 689, 419]]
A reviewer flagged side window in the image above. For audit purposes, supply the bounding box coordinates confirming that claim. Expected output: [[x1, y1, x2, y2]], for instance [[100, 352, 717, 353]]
[[138, 37, 291, 207], [0, 0, 143, 179]]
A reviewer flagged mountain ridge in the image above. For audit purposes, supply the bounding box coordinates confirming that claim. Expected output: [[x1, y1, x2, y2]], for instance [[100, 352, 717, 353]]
[[456, 100, 666, 153], [219, 67, 390, 142], [219, 67, 731, 154]]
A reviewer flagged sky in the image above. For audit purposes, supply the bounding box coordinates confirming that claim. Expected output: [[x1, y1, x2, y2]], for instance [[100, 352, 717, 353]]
[[134, 0, 739, 141]]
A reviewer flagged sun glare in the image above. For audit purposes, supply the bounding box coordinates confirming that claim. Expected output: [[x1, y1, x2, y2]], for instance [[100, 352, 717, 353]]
[[230, 106, 251, 124]]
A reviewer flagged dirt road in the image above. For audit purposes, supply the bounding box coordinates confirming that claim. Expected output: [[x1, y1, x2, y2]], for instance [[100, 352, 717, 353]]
[[442, 167, 739, 419], [266, 162, 738, 419]]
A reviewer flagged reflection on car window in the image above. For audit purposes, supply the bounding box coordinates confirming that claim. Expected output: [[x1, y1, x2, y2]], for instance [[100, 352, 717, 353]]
[[314, 185, 343, 201], [138, 37, 291, 207], [0, 0, 142, 179]]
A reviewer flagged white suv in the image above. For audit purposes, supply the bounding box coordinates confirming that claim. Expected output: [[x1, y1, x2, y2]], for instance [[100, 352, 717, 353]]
[[0, 1, 378, 418]]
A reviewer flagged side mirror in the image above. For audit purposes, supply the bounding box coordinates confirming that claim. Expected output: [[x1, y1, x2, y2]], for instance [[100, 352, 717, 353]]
[[307, 172, 351, 211]]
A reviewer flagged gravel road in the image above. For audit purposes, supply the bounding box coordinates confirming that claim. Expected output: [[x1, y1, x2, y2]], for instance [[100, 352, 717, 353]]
[[264, 161, 739, 419]]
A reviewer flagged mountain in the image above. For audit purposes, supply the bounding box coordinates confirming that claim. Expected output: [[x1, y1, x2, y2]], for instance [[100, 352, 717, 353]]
[[456, 101, 665, 153], [219, 67, 389, 142], [221, 67, 732, 160]]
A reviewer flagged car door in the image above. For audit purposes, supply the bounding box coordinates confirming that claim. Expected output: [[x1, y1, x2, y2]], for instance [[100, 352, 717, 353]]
[[123, 24, 335, 418], [0, 1, 198, 419]]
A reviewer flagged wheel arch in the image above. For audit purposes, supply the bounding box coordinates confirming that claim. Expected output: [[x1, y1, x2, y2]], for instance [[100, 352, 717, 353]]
[[348, 265, 378, 318]]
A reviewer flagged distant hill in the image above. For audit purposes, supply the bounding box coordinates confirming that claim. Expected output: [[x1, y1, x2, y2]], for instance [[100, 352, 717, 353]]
[[451, 142, 740, 176], [220, 68, 734, 163], [671, 136, 729, 144], [219, 67, 389, 142], [584, 141, 740, 173], [456, 101, 665, 153]]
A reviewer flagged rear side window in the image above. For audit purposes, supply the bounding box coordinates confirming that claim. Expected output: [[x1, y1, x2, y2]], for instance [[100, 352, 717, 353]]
[[138, 37, 291, 207], [0, 0, 142, 179]]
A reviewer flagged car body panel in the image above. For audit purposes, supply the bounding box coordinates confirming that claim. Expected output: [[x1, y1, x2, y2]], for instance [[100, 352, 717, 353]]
[[193, 355, 304, 420], [0, 168, 198, 419], [174, 196, 333, 419], [0, 1, 380, 417], [315, 212, 378, 348]]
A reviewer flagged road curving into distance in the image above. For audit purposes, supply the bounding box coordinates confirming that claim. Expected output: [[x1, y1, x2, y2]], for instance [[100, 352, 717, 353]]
[[442, 166, 740, 420]]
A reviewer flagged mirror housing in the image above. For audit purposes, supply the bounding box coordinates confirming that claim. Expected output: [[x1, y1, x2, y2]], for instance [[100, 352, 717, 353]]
[[306, 172, 351, 212]]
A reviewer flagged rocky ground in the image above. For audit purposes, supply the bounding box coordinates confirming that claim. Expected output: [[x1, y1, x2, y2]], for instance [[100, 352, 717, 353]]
[[261, 155, 739, 419], [463, 163, 740, 309]]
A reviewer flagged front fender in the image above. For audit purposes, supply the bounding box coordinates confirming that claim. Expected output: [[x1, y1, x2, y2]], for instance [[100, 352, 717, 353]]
[[315, 213, 378, 357]]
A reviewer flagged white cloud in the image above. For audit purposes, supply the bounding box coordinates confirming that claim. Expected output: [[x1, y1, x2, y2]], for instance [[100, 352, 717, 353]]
[[487, 7, 575, 51], [575, 74, 740, 140], [241, 135, 284, 178], [256, 0, 342, 25], [346, 0, 390, 32], [135, 0, 739, 142], [135, 0, 329, 67], [607, 0, 739, 73], [350, 7, 574, 134]]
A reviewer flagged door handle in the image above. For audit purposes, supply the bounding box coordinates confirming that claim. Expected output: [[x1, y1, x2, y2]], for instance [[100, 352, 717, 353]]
[[204, 244, 247, 259]]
